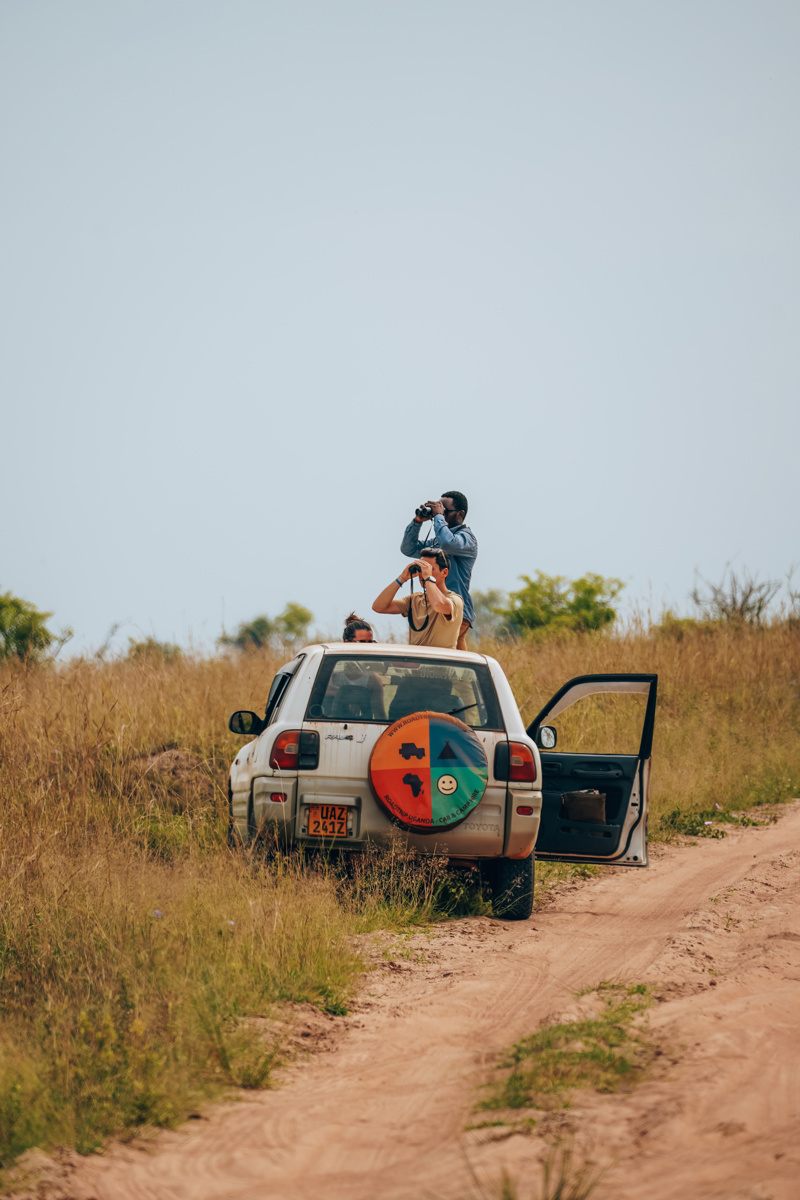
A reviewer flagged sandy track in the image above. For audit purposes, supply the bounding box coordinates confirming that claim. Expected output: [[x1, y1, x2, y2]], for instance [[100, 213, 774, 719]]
[[28, 805, 800, 1200]]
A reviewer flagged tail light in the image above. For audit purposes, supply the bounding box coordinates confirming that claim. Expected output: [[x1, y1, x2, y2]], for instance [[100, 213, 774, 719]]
[[509, 742, 537, 782], [493, 741, 537, 783], [269, 730, 319, 771]]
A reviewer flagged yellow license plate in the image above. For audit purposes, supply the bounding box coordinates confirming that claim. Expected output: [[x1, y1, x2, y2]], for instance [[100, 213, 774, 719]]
[[307, 804, 349, 837]]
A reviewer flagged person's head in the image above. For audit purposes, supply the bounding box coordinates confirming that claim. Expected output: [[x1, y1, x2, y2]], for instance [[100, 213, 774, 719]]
[[420, 547, 450, 587], [343, 613, 375, 643], [441, 490, 468, 529]]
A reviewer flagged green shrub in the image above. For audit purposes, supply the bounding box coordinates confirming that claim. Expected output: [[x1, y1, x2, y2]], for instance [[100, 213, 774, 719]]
[[0, 591, 61, 662], [218, 602, 314, 651], [127, 637, 182, 663], [501, 573, 624, 637], [479, 984, 653, 1111]]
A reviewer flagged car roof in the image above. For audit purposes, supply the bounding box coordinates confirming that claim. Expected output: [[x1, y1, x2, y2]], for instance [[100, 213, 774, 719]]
[[301, 642, 489, 666]]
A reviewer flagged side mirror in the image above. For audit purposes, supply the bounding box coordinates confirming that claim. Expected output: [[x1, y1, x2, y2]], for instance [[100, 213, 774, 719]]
[[229, 710, 265, 736], [536, 725, 557, 750]]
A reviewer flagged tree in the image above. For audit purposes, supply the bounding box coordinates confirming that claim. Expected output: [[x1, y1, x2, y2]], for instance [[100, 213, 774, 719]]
[[690, 566, 780, 625], [219, 602, 314, 651], [219, 615, 275, 651], [277, 602, 314, 641], [0, 591, 59, 661], [470, 589, 510, 641], [501, 572, 624, 636]]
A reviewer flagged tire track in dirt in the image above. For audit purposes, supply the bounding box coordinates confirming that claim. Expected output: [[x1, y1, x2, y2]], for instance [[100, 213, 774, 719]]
[[21, 804, 800, 1200]]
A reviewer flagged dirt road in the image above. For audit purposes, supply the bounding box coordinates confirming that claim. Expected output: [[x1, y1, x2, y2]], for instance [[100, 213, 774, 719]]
[[32, 805, 800, 1200]]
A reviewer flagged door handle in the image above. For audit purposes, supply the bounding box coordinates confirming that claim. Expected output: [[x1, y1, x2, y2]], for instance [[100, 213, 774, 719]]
[[542, 761, 562, 775], [572, 766, 623, 779]]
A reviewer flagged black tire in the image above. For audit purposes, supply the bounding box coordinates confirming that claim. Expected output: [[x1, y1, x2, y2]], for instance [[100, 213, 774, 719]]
[[480, 854, 535, 921]]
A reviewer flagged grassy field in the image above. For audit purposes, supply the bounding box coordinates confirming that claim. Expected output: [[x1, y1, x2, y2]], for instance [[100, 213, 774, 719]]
[[1, 620, 799, 1172], [492, 618, 800, 827]]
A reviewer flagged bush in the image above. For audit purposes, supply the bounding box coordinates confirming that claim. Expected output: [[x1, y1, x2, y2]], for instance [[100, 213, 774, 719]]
[[219, 602, 313, 651], [470, 589, 510, 641], [127, 637, 182, 663], [0, 590, 66, 662], [651, 610, 705, 640], [690, 566, 780, 625], [501, 572, 624, 637]]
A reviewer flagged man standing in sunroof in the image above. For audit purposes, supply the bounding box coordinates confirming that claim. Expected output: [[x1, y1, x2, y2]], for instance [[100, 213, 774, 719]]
[[401, 490, 477, 650]]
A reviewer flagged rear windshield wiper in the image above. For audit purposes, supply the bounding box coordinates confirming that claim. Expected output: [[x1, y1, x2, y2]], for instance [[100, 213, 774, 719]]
[[447, 702, 478, 716]]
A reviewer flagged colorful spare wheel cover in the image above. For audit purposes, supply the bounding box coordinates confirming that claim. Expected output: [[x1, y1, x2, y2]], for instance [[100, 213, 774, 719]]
[[369, 711, 488, 833]]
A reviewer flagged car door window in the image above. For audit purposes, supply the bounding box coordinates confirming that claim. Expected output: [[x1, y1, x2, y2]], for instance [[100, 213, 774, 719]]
[[265, 655, 305, 726], [544, 691, 648, 756]]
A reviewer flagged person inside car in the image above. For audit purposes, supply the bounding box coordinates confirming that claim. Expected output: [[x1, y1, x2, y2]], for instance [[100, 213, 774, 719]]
[[342, 613, 375, 643], [331, 613, 385, 719]]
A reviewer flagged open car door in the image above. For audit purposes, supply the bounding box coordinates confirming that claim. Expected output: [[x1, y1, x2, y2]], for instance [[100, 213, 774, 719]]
[[527, 674, 657, 868]]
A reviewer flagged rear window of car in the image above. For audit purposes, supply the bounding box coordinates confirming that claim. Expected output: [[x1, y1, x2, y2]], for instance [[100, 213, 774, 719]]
[[305, 656, 504, 731]]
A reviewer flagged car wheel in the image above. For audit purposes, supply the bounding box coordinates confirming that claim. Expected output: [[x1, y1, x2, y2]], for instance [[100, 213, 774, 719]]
[[481, 854, 534, 921]]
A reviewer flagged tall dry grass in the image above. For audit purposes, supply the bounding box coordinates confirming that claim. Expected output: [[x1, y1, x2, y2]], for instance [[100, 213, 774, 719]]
[[1, 621, 799, 1170], [490, 619, 800, 824], [0, 650, 474, 1171]]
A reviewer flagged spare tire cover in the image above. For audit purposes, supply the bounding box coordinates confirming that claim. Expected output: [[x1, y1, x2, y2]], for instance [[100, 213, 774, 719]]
[[369, 711, 488, 833]]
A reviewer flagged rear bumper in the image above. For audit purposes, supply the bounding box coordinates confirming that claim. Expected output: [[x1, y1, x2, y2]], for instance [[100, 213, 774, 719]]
[[504, 788, 543, 858], [242, 773, 542, 860]]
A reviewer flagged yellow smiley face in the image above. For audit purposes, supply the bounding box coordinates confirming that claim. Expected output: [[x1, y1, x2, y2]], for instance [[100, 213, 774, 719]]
[[437, 774, 458, 796]]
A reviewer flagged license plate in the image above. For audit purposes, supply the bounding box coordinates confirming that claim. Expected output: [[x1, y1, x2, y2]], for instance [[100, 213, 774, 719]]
[[307, 804, 349, 837]]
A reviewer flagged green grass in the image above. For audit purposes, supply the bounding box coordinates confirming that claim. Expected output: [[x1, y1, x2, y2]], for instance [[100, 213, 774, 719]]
[[657, 802, 769, 839], [479, 984, 654, 1112], [535, 862, 599, 896], [0, 853, 356, 1166]]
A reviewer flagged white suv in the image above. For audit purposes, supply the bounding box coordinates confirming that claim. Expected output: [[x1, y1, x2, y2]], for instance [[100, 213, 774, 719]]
[[228, 643, 657, 920]]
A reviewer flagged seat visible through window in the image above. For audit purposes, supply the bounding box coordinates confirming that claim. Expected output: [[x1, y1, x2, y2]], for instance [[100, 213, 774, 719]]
[[328, 683, 377, 721], [387, 676, 460, 721]]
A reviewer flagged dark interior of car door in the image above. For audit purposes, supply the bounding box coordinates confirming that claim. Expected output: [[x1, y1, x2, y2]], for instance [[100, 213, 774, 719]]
[[537, 752, 639, 857], [527, 674, 657, 861]]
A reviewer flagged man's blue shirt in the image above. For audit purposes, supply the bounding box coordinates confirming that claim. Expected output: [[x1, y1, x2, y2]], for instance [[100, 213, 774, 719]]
[[401, 515, 477, 625]]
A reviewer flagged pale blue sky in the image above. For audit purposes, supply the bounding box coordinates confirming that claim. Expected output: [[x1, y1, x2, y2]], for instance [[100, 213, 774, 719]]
[[2, 1, 798, 650]]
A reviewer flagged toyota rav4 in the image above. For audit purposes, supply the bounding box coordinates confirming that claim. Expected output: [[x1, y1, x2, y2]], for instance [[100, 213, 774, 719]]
[[228, 643, 657, 920]]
